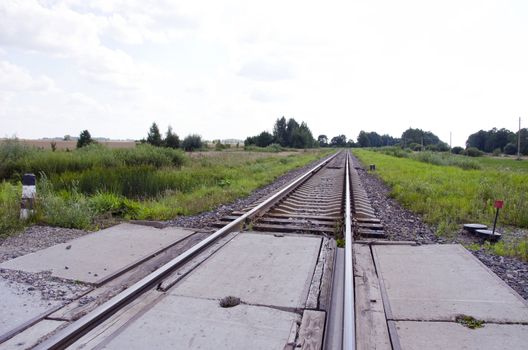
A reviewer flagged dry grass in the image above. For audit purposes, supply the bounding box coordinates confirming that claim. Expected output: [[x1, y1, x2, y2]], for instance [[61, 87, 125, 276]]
[[1, 139, 137, 150]]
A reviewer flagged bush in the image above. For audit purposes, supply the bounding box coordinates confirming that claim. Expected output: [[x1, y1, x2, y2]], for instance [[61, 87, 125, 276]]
[[492, 148, 502, 156], [451, 146, 464, 154], [504, 143, 517, 155], [463, 147, 483, 157], [182, 134, 203, 151], [408, 143, 423, 151], [38, 178, 93, 229]]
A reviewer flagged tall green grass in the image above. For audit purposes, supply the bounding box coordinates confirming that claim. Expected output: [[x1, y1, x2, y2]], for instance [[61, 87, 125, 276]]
[[0, 182, 24, 237], [354, 149, 528, 232], [0, 141, 185, 180], [372, 147, 481, 170], [0, 147, 332, 235]]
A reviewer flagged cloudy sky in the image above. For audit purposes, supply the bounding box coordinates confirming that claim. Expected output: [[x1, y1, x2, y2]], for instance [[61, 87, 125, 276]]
[[1, 0, 526, 146]]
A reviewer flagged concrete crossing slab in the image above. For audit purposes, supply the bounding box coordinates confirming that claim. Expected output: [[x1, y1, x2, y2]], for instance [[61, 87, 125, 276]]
[[171, 232, 322, 308], [100, 296, 300, 350], [373, 244, 528, 323], [93, 232, 321, 349], [0, 279, 60, 337], [0, 224, 195, 284], [394, 321, 528, 350]]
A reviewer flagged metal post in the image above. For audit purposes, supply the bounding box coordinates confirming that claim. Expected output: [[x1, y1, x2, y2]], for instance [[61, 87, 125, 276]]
[[492, 208, 499, 235], [20, 174, 36, 220]]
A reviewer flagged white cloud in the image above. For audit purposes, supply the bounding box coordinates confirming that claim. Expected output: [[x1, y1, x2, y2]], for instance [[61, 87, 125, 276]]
[[0, 60, 55, 92], [238, 60, 294, 81]]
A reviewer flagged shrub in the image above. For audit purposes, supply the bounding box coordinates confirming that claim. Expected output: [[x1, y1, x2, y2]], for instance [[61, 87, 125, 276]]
[[38, 178, 93, 229], [463, 147, 483, 157], [451, 146, 464, 154], [77, 130, 94, 148], [504, 143, 517, 155], [182, 134, 203, 151], [492, 148, 502, 156]]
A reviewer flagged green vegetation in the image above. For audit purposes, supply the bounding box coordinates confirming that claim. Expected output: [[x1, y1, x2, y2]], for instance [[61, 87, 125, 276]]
[[455, 315, 484, 329], [245, 117, 317, 148], [0, 139, 331, 236], [354, 149, 528, 260], [372, 148, 481, 170], [467, 127, 527, 155]]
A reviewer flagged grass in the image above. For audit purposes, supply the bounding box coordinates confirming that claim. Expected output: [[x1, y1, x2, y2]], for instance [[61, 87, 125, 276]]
[[372, 147, 481, 170], [353, 149, 528, 261], [0, 140, 332, 235]]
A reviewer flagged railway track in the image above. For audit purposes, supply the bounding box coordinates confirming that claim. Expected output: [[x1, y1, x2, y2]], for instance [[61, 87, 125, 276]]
[[5, 150, 525, 349], [7, 150, 387, 349]]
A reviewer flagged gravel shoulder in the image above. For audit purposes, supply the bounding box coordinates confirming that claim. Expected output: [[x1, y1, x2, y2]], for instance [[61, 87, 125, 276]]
[[351, 154, 528, 300], [0, 226, 93, 302]]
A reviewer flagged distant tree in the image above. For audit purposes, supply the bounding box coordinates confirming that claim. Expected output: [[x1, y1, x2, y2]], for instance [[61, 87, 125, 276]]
[[290, 122, 315, 148], [451, 146, 464, 154], [330, 135, 347, 147], [255, 131, 274, 147], [357, 131, 371, 147], [380, 134, 399, 146], [520, 128, 528, 155], [182, 134, 202, 151], [244, 136, 257, 146], [77, 130, 94, 148], [63, 135, 71, 141], [466, 128, 516, 153], [164, 126, 180, 149], [273, 117, 288, 146], [317, 135, 328, 147], [147, 122, 162, 147], [285, 118, 300, 147], [504, 143, 517, 155], [401, 128, 442, 148]]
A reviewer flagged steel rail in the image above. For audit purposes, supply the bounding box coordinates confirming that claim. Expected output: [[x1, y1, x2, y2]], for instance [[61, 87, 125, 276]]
[[343, 151, 356, 350], [35, 151, 340, 350]]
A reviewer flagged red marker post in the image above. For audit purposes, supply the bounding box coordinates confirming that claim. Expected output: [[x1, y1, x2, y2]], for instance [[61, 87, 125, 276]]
[[492, 200, 504, 236]]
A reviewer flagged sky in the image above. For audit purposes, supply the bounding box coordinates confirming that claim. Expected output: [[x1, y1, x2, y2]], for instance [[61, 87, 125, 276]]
[[0, 0, 527, 147]]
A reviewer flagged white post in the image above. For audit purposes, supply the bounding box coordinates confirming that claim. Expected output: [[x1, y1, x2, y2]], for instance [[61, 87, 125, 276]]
[[20, 174, 36, 220]]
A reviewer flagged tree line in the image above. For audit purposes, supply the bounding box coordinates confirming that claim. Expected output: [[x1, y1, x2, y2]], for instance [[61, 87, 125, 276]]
[[144, 122, 203, 151], [244, 117, 317, 148], [466, 127, 528, 155], [317, 128, 447, 151]]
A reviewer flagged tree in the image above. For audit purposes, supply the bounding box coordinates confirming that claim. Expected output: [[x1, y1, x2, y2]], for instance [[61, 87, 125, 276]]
[[77, 130, 94, 148], [401, 128, 442, 148], [317, 135, 328, 147], [164, 126, 180, 149], [285, 118, 300, 147], [255, 131, 274, 147], [273, 117, 288, 146], [147, 122, 162, 147], [357, 131, 371, 147], [466, 128, 516, 153], [182, 134, 202, 151], [330, 135, 347, 147]]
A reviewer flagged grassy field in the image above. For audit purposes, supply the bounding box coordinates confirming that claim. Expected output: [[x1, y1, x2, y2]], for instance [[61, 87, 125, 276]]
[[0, 138, 137, 151], [0, 140, 332, 237], [353, 149, 528, 261]]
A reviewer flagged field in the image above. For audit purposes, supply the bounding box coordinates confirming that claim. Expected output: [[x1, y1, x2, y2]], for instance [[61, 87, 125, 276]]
[[353, 149, 528, 261], [0, 139, 137, 151], [0, 140, 332, 237]]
